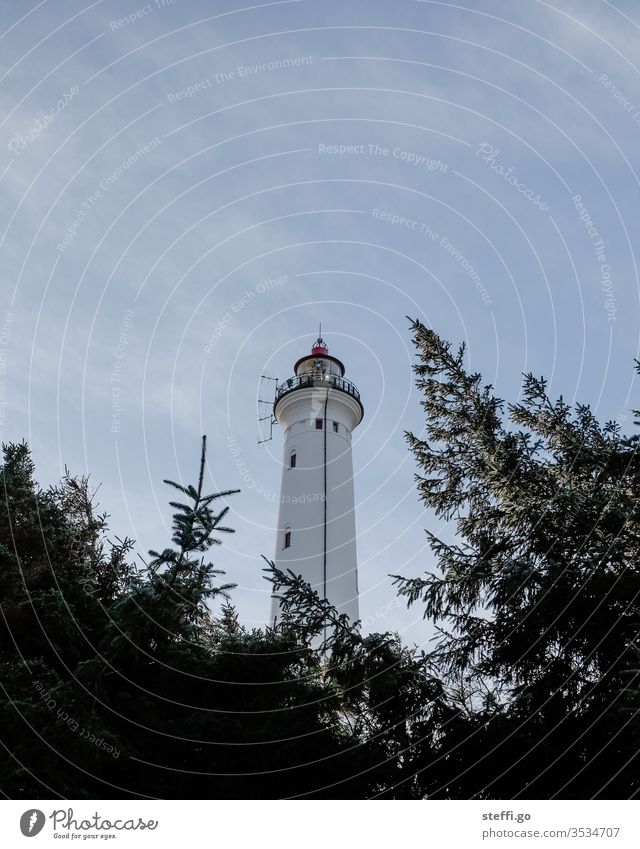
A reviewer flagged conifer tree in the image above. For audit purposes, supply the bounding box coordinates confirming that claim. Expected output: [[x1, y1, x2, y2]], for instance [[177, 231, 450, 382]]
[[266, 560, 453, 798], [0, 438, 374, 799], [394, 319, 640, 798], [0, 442, 135, 796], [99, 434, 240, 660]]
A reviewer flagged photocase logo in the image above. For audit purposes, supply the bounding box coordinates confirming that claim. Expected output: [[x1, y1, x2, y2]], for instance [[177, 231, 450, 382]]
[[20, 809, 45, 837]]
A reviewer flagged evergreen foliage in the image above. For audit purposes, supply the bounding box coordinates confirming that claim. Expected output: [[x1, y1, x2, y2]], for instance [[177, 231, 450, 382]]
[[393, 319, 640, 798], [1, 321, 639, 799], [0, 438, 400, 798]]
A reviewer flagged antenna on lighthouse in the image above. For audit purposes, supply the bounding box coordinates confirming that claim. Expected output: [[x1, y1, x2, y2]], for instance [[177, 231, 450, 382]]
[[257, 374, 278, 444]]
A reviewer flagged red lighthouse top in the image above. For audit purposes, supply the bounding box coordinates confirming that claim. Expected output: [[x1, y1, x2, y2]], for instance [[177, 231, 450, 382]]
[[294, 333, 345, 377]]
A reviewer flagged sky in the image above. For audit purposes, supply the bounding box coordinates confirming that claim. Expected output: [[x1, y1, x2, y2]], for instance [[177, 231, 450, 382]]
[[1, 0, 640, 646]]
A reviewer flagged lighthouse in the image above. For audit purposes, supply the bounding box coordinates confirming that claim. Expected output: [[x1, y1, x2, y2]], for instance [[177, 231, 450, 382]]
[[270, 334, 363, 626]]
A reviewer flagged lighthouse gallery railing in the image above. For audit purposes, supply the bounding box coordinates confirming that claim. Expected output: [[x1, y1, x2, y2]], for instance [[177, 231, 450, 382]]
[[275, 373, 361, 406]]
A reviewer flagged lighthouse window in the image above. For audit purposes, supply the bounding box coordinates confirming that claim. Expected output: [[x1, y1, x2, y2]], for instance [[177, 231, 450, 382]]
[[283, 529, 292, 549], [290, 452, 297, 469], [315, 419, 323, 429], [333, 421, 339, 433]]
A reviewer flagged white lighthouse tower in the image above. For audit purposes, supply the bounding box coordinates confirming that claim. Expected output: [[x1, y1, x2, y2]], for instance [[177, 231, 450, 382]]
[[270, 333, 363, 626]]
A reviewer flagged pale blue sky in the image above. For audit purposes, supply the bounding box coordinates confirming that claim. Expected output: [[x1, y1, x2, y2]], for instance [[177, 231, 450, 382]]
[[2, 0, 640, 645]]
